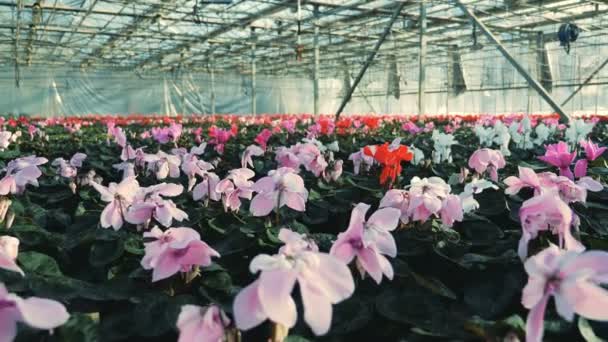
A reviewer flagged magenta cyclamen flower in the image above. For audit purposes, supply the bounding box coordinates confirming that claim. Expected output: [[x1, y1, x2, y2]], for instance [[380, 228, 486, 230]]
[[518, 191, 584, 260], [249, 167, 308, 217], [233, 228, 354, 335], [330, 203, 400, 284], [0, 282, 70, 341], [254, 128, 272, 150], [0, 236, 23, 275], [125, 183, 188, 227], [177, 305, 230, 342], [538, 141, 576, 179], [468, 148, 506, 182], [91, 177, 140, 230], [580, 139, 606, 161], [0, 156, 47, 195], [522, 245, 608, 342], [52, 153, 87, 178], [141, 226, 219, 282]]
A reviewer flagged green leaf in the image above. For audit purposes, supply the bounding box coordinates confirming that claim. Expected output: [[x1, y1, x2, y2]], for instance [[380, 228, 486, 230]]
[[59, 313, 99, 342], [132, 295, 172, 337], [90, 239, 124, 267], [202, 271, 232, 292], [18, 251, 63, 276], [579, 317, 607, 342]]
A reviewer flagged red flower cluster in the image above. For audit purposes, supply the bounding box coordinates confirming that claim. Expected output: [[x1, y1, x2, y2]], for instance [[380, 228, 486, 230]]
[[363, 142, 413, 186]]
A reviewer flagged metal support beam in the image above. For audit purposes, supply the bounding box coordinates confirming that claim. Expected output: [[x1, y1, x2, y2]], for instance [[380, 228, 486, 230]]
[[14, 0, 23, 88], [561, 57, 608, 107], [454, 0, 569, 122], [313, 5, 320, 115], [417, 1, 427, 120], [335, 1, 405, 121], [251, 29, 257, 116]]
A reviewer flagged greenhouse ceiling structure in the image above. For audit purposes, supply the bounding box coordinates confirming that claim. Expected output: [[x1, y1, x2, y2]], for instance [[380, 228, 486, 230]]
[[0, 0, 607, 117]]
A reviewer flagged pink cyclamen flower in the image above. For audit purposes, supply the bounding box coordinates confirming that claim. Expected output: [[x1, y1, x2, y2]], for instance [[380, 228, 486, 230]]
[[322, 160, 343, 182], [518, 191, 584, 260], [177, 305, 230, 342], [468, 148, 506, 182], [126, 183, 188, 228], [144, 151, 181, 180], [254, 129, 272, 150], [522, 245, 608, 342], [0, 236, 23, 275], [233, 228, 354, 335], [538, 141, 576, 180], [52, 153, 87, 178], [330, 203, 400, 284], [216, 168, 255, 213], [0, 156, 48, 195], [141, 226, 220, 282], [249, 167, 308, 217], [504, 166, 542, 196], [91, 177, 140, 230], [580, 139, 606, 161], [348, 149, 375, 175], [407, 176, 451, 222], [439, 194, 464, 227], [379, 189, 410, 224], [192, 172, 221, 203], [275, 147, 300, 170], [0, 282, 70, 341], [241, 145, 264, 169]]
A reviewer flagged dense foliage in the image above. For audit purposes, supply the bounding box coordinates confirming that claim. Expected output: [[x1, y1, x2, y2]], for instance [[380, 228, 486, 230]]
[[1, 113, 608, 342]]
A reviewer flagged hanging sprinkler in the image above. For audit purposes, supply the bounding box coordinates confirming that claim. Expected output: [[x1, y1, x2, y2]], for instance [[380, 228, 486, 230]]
[[558, 23, 580, 54]]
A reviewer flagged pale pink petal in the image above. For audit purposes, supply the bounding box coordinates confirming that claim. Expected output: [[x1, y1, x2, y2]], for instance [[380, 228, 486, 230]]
[[0, 313, 17, 342], [258, 269, 298, 329], [151, 252, 182, 281], [250, 193, 276, 217], [367, 208, 400, 232], [525, 293, 550, 342], [299, 280, 333, 335], [563, 281, 608, 321], [125, 203, 154, 224], [280, 192, 306, 212], [233, 280, 267, 331], [15, 297, 70, 330], [357, 248, 383, 284]]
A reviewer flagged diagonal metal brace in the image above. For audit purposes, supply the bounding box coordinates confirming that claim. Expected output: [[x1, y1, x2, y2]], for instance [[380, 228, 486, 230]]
[[335, 1, 406, 121], [453, 0, 570, 122], [561, 57, 608, 107]]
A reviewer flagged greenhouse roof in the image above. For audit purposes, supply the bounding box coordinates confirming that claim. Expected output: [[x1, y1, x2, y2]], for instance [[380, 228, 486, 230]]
[[0, 0, 607, 78]]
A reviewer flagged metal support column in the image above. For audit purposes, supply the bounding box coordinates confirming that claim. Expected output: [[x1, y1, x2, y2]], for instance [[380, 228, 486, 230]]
[[335, 1, 405, 121], [313, 5, 320, 115], [209, 56, 216, 115], [251, 29, 256, 115], [561, 57, 608, 107], [454, 0, 570, 122], [417, 1, 427, 120]]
